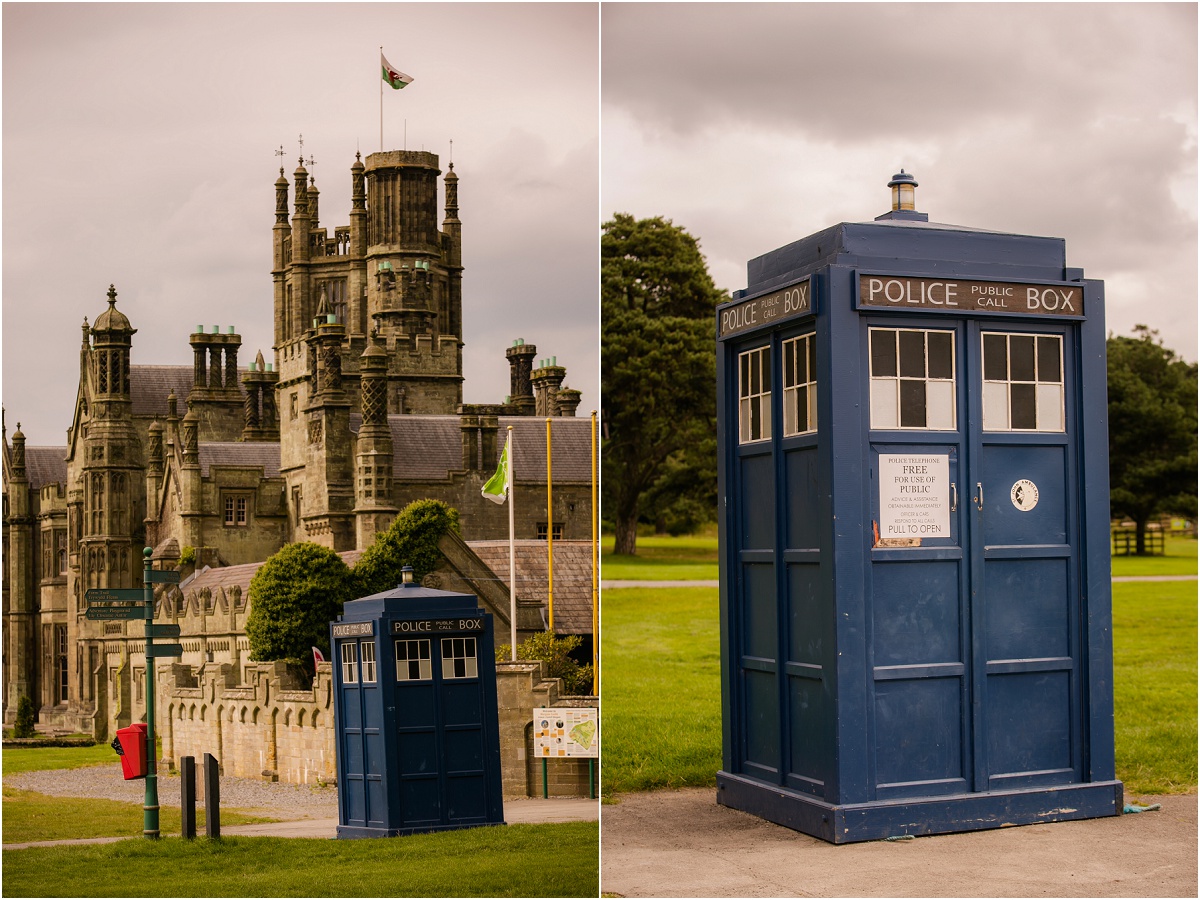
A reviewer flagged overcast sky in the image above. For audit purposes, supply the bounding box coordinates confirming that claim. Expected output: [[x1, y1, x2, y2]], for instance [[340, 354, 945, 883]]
[[603, 3, 1197, 362], [4, 2, 598, 446]]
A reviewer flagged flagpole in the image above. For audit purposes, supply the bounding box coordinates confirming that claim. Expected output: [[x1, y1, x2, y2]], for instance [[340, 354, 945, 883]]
[[379, 47, 383, 151], [591, 409, 598, 694], [546, 417, 554, 632], [506, 427, 517, 661]]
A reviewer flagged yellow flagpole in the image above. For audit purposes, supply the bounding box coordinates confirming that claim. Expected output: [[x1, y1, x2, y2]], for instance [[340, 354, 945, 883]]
[[591, 409, 598, 693], [546, 417, 554, 632]]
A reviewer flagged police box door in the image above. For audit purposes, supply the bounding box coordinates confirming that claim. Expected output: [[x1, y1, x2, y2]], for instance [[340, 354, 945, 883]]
[[866, 316, 1082, 798]]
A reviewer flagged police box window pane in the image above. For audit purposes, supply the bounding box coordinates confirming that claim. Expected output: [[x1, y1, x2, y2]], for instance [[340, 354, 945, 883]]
[[738, 346, 772, 443], [870, 328, 956, 431], [341, 641, 358, 685], [782, 334, 816, 437], [360, 640, 377, 683], [441, 636, 479, 679], [899, 378, 927, 428], [1038, 336, 1062, 382], [870, 329, 897, 377], [982, 333, 1065, 433], [395, 639, 432, 681]]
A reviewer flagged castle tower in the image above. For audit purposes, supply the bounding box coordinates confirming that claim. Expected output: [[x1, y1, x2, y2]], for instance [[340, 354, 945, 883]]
[[301, 290, 355, 549], [3, 419, 37, 725], [187, 325, 244, 441], [78, 286, 143, 594], [241, 350, 281, 442], [506, 339, 537, 415], [363, 150, 464, 414], [531, 358, 567, 417], [354, 335, 398, 547]]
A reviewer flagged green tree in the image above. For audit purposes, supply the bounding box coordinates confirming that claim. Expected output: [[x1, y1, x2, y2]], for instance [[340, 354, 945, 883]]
[[13, 694, 36, 738], [602, 214, 727, 555], [353, 499, 460, 596], [245, 542, 356, 672], [1107, 325, 1198, 554]]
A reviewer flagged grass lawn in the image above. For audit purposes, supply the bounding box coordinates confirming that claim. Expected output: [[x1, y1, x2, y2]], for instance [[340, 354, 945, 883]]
[[601, 586, 721, 794], [2, 786, 276, 844], [602, 578, 1196, 797], [3, 743, 117, 774], [2, 821, 599, 897], [602, 533, 719, 581], [1110, 535, 1197, 577], [1112, 578, 1197, 794]]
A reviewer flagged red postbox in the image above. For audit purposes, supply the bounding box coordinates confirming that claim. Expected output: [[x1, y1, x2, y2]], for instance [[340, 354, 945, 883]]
[[114, 723, 149, 780]]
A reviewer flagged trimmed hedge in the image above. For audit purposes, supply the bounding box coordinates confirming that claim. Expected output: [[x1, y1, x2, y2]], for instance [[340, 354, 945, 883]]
[[354, 499, 460, 596]]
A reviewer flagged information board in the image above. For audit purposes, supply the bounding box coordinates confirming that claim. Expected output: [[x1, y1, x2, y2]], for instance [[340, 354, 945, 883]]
[[878, 454, 951, 539], [533, 707, 599, 758]]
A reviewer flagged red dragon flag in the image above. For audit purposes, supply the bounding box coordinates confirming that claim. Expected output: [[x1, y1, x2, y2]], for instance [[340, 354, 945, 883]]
[[381, 52, 413, 90]]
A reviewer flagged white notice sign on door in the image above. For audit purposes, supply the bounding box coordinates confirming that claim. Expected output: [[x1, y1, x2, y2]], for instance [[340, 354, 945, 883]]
[[879, 454, 950, 539]]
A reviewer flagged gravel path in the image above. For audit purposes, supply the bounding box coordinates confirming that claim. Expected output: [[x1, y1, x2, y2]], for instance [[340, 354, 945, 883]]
[[6, 763, 338, 819]]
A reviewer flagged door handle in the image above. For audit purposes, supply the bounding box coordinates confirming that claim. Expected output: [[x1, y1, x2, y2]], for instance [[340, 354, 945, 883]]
[[950, 482, 958, 512], [974, 482, 984, 511]]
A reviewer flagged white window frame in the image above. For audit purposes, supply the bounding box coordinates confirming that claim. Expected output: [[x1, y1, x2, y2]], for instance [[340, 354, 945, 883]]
[[869, 327, 957, 431], [360, 640, 377, 683], [395, 639, 433, 682], [441, 636, 479, 680], [341, 641, 358, 684], [981, 332, 1065, 433], [739, 345, 772, 444], [782, 333, 817, 437]]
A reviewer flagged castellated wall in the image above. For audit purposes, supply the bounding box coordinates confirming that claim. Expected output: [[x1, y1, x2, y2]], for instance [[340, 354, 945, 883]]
[[159, 658, 597, 799]]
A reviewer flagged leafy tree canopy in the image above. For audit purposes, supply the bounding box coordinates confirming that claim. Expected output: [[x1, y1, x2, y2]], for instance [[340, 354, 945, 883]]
[[1108, 325, 1198, 553], [354, 498, 461, 597], [245, 542, 356, 670], [602, 214, 727, 555]]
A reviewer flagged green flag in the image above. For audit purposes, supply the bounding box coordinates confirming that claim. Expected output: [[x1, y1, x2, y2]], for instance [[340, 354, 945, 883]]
[[481, 432, 510, 504], [381, 52, 413, 90]]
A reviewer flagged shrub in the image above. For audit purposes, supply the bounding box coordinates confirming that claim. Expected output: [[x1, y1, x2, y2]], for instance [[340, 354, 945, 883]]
[[178, 545, 197, 567], [246, 542, 356, 672], [497, 631, 595, 695], [13, 694, 36, 738], [354, 499, 460, 596]]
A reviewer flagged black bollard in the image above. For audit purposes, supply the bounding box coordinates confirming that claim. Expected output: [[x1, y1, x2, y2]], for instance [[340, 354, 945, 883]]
[[180, 756, 196, 839], [203, 753, 220, 838]]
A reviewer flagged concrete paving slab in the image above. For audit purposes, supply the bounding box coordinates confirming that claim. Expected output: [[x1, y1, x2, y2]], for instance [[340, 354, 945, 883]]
[[600, 788, 1198, 898]]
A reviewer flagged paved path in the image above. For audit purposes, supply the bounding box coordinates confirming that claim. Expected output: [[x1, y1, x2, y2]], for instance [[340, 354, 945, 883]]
[[601, 788, 1197, 897]]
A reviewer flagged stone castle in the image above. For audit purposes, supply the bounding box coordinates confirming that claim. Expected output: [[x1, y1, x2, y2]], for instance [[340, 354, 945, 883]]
[[2, 147, 594, 736]]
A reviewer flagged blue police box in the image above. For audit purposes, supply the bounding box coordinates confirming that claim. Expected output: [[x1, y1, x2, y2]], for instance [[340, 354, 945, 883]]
[[331, 568, 505, 838], [715, 172, 1122, 843]]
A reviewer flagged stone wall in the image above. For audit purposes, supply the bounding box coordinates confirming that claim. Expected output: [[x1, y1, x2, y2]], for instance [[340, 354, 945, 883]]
[[160, 658, 598, 799]]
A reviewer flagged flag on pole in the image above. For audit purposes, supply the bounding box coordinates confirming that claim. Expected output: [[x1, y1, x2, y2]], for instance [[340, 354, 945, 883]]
[[312, 646, 326, 669], [381, 53, 413, 90], [482, 433, 511, 504]]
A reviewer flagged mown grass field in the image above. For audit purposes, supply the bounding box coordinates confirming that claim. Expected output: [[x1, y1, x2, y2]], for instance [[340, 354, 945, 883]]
[[601, 533, 719, 581], [2, 822, 599, 897], [602, 533, 1197, 797], [2, 785, 274, 843]]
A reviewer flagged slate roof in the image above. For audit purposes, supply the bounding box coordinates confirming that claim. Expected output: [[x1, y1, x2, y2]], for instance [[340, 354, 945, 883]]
[[130, 365, 253, 419], [182, 561, 261, 597], [467, 539, 595, 635], [375, 415, 593, 483], [198, 442, 281, 478], [24, 447, 68, 489]]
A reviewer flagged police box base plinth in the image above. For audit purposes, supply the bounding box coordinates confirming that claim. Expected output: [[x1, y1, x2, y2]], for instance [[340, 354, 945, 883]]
[[716, 771, 1123, 845], [336, 820, 507, 840]]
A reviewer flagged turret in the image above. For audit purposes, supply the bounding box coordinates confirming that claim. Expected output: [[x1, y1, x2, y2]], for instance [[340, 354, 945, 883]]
[[506, 339, 537, 416]]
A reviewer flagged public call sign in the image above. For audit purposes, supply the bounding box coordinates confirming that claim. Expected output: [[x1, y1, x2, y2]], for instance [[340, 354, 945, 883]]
[[858, 275, 1084, 317], [719, 277, 812, 338]]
